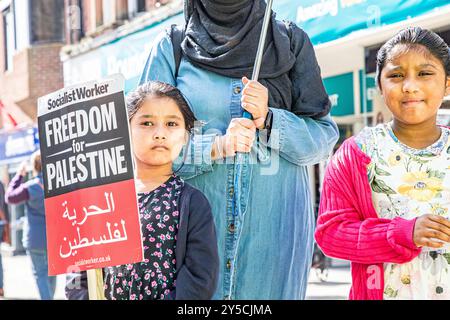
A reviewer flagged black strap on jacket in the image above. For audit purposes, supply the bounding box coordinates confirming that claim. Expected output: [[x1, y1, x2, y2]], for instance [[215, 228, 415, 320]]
[[170, 24, 185, 79]]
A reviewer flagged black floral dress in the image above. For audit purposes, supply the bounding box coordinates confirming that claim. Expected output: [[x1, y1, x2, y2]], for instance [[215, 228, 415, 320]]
[[104, 175, 183, 300]]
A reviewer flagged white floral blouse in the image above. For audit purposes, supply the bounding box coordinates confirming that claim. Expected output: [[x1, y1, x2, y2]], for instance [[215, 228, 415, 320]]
[[355, 122, 450, 300]]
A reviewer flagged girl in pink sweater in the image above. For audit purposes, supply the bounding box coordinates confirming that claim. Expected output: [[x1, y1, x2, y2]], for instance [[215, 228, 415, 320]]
[[315, 27, 450, 300]]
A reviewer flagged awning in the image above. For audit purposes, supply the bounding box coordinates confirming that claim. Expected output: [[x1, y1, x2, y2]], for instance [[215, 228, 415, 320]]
[[0, 98, 33, 130]]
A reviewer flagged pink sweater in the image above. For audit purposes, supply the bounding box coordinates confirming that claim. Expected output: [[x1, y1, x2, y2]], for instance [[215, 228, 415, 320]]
[[314, 137, 422, 300]]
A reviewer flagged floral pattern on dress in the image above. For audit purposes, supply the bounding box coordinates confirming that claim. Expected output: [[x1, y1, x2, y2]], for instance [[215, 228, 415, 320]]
[[104, 175, 183, 300], [355, 123, 450, 300]]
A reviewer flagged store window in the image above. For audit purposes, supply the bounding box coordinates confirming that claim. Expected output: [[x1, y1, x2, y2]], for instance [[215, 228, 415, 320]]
[[30, 0, 65, 44], [2, 5, 15, 71], [102, 0, 114, 25], [94, 0, 103, 28], [100, 0, 129, 28], [128, 0, 146, 17], [137, 0, 146, 11]]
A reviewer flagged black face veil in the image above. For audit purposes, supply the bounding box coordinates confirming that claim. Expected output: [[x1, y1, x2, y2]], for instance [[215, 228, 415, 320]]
[[180, 0, 331, 118], [184, 0, 254, 21], [181, 0, 296, 110]]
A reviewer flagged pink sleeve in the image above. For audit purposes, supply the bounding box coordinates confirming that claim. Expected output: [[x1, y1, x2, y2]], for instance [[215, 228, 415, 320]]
[[5, 174, 30, 204], [314, 149, 421, 265]]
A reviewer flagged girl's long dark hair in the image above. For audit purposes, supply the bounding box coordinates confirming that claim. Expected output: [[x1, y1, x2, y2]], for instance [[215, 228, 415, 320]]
[[376, 27, 450, 89]]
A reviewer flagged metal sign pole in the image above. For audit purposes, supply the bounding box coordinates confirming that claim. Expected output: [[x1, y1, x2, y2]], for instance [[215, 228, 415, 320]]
[[234, 0, 274, 215]]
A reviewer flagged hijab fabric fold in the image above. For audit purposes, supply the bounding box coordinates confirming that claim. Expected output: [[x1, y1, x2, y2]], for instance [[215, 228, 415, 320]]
[[181, 0, 296, 111]]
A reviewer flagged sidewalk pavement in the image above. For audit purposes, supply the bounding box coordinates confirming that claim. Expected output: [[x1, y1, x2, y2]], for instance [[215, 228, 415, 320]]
[[0, 252, 66, 300], [305, 264, 351, 300], [0, 252, 351, 300]]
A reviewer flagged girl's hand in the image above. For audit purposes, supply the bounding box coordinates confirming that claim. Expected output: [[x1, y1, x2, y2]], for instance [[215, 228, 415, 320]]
[[211, 118, 256, 160], [413, 214, 450, 248], [241, 77, 269, 130]]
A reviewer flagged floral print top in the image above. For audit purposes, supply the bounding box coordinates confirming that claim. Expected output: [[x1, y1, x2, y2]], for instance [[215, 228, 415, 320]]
[[356, 123, 450, 300], [104, 175, 183, 300]]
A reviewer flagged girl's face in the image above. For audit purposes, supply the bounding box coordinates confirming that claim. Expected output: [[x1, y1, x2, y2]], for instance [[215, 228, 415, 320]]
[[130, 96, 188, 168], [379, 45, 450, 126]]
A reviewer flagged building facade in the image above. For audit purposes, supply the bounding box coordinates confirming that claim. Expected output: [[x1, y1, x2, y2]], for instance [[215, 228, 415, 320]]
[[3, 0, 450, 255], [0, 0, 181, 255], [0, 0, 66, 254], [62, 0, 182, 91], [0, 0, 65, 129]]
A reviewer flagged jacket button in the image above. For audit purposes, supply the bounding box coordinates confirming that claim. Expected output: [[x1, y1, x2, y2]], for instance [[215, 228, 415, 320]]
[[234, 86, 242, 94], [228, 223, 235, 233], [229, 187, 234, 197], [226, 259, 232, 269]]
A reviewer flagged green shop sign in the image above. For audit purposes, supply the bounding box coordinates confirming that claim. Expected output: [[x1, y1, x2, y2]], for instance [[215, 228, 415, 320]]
[[323, 72, 354, 117], [324, 71, 376, 117], [273, 0, 450, 45], [360, 72, 376, 114]]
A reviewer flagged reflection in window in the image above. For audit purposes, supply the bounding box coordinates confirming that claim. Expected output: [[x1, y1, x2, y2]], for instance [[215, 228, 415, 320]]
[[3, 6, 15, 71], [30, 0, 64, 44]]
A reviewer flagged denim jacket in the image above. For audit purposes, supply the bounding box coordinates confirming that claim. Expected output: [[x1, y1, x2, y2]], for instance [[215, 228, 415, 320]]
[[139, 28, 339, 299]]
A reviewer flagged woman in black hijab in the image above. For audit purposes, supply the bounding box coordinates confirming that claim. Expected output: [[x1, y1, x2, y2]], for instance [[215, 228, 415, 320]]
[[140, 0, 339, 299]]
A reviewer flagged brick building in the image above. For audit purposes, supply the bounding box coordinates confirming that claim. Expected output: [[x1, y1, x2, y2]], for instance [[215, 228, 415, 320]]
[[0, 0, 173, 130], [0, 0, 67, 254], [65, 0, 173, 44], [61, 0, 182, 91], [0, 0, 65, 130], [0, 0, 181, 255]]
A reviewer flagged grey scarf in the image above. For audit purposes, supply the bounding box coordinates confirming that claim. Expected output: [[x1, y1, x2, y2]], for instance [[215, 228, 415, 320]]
[[182, 0, 296, 112]]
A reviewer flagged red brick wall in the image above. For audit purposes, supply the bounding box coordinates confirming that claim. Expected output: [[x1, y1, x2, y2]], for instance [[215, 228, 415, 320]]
[[0, 48, 32, 127], [25, 44, 64, 119], [0, 44, 63, 122], [0, 4, 65, 128], [69, 0, 176, 44], [95, 0, 103, 27], [1, 48, 31, 101], [146, 0, 157, 9], [81, 0, 93, 35], [116, 0, 129, 21]]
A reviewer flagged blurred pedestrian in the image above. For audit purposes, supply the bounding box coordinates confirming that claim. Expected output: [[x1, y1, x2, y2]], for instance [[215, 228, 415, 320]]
[[0, 181, 8, 298], [5, 151, 57, 300]]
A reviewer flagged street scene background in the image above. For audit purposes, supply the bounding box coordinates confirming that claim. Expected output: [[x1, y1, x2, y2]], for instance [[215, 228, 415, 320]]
[[0, 0, 449, 300]]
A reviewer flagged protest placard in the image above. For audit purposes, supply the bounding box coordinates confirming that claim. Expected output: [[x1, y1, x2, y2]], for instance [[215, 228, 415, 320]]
[[37, 74, 143, 277]]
